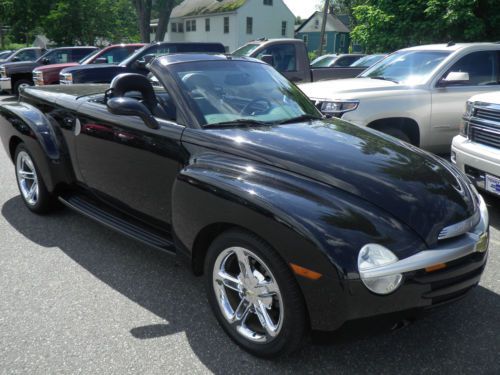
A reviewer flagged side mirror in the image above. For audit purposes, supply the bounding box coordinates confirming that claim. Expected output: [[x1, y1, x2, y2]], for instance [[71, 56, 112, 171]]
[[94, 57, 107, 64], [440, 71, 470, 86], [42, 58, 50, 65], [106, 97, 159, 129], [260, 54, 275, 67], [12, 56, 20, 62]]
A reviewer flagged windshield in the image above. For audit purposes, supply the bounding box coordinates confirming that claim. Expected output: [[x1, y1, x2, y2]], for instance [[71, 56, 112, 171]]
[[311, 55, 337, 68], [350, 54, 385, 67], [165, 60, 320, 126], [79, 49, 100, 64], [360, 50, 451, 84], [0, 51, 13, 60], [232, 43, 261, 57]]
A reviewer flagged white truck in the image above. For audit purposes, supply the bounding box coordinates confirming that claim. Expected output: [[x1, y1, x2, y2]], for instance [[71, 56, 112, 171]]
[[452, 92, 500, 198], [299, 43, 500, 154]]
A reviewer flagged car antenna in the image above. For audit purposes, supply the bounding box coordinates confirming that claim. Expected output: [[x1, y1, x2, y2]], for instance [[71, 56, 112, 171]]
[[446, 41, 455, 47]]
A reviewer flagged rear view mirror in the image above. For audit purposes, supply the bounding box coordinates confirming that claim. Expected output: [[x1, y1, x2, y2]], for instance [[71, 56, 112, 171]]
[[441, 71, 469, 85], [260, 54, 275, 67], [107, 97, 159, 129], [94, 57, 107, 64]]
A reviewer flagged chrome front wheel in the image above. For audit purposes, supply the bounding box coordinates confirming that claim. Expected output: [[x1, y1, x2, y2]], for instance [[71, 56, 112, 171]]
[[212, 246, 284, 343], [206, 230, 307, 358]]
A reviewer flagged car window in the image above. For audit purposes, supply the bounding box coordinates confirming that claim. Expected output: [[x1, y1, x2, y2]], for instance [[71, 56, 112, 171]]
[[98, 47, 135, 64], [256, 44, 297, 72], [311, 55, 337, 68], [442, 51, 499, 86], [14, 49, 38, 61], [72, 49, 95, 62], [334, 56, 360, 67]]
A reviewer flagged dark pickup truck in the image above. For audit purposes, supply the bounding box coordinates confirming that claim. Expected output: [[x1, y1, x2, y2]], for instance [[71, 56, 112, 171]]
[[233, 39, 370, 83], [0, 46, 97, 95], [59, 42, 225, 85]]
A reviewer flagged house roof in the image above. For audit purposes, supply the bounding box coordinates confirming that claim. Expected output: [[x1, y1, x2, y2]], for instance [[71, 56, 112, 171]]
[[295, 11, 350, 34], [171, 0, 247, 18]]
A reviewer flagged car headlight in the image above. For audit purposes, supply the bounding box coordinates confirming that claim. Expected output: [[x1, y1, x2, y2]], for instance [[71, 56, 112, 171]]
[[321, 100, 359, 115], [60, 72, 73, 84], [358, 244, 403, 295]]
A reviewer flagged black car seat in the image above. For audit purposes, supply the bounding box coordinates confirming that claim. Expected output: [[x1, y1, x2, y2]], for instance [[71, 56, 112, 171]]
[[109, 73, 174, 120]]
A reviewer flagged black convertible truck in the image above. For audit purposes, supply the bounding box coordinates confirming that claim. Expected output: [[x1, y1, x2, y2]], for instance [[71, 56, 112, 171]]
[[0, 54, 489, 358]]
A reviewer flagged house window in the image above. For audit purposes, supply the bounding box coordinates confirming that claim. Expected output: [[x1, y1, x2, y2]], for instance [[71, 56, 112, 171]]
[[171, 23, 177, 33], [263, 0, 273, 5], [303, 34, 308, 44], [314, 19, 320, 29], [340, 34, 346, 48], [205, 18, 210, 32], [178, 23, 184, 33], [246, 17, 253, 34], [281, 21, 287, 36], [322, 34, 328, 48], [224, 17, 229, 33], [186, 20, 196, 32]]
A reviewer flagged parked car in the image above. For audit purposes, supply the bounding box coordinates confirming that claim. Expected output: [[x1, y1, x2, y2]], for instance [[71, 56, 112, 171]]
[[452, 92, 500, 197], [0, 46, 97, 95], [33, 43, 145, 86], [232, 39, 361, 83], [310, 53, 365, 68], [0, 54, 489, 358], [308, 53, 386, 80], [59, 42, 225, 85], [0, 47, 45, 66], [0, 50, 14, 61], [299, 43, 500, 154]]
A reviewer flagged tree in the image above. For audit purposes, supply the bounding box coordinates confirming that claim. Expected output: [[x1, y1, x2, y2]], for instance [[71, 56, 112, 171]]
[[154, 0, 181, 42], [131, 0, 153, 43], [132, 0, 181, 43], [351, 0, 500, 53]]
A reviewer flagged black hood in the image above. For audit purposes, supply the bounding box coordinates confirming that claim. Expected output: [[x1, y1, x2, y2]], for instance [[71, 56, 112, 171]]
[[184, 119, 476, 246], [1, 61, 39, 73]]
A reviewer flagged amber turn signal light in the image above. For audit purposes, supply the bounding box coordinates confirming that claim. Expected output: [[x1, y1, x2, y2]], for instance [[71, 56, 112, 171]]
[[425, 263, 447, 273], [290, 263, 322, 280]]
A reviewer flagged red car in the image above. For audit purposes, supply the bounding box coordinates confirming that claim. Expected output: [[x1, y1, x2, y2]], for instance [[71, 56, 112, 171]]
[[32, 43, 145, 86]]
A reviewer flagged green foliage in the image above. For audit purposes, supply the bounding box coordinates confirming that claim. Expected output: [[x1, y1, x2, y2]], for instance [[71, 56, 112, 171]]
[[351, 0, 500, 53], [308, 51, 318, 61]]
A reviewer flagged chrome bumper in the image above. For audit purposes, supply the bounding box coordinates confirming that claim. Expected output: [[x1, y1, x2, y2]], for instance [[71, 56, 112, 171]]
[[360, 195, 489, 279], [0, 77, 11, 90]]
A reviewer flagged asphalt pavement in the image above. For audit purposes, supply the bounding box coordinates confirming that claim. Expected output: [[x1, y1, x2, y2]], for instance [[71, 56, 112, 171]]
[[0, 94, 499, 374]]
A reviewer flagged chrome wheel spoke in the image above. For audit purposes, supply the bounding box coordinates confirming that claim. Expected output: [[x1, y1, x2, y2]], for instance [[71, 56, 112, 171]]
[[18, 170, 35, 180], [254, 301, 279, 338], [16, 151, 40, 206], [216, 270, 242, 292], [232, 298, 251, 323], [234, 247, 253, 280], [27, 182, 38, 201]]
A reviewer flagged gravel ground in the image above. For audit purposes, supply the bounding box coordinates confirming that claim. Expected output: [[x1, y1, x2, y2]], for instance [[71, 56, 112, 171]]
[[0, 94, 499, 374]]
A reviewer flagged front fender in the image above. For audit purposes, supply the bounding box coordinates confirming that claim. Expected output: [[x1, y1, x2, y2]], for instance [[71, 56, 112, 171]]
[[0, 101, 72, 192], [172, 151, 426, 330]]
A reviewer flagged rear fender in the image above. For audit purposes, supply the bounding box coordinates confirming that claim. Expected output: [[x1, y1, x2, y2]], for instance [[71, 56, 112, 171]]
[[0, 101, 73, 192]]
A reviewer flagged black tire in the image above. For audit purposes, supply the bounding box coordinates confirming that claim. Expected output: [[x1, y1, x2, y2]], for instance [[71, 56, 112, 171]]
[[14, 143, 57, 214], [379, 126, 412, 144], [204, 229, 307, 358], [13, 79, 33, 97]]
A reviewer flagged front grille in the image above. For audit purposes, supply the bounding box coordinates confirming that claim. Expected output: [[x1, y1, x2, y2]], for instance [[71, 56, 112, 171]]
[[411, 251, 487, 305], [475, 107, 500, 122], [0, 68, 6, 78], [470, 125, 500, 149]]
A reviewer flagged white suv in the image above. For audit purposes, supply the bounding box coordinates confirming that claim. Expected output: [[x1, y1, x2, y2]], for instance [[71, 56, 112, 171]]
[[299, 43, 500, 154], [452, 92, 500, 197]]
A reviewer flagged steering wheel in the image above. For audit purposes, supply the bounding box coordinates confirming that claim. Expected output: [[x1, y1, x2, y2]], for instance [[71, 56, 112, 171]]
[[240, 98, 272, 116]]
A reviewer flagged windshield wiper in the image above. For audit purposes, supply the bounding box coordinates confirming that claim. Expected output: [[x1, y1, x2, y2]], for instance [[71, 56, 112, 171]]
[[275, 114, 322, 125], [368, 76, 399, 83], [203, 119, 271, 128]]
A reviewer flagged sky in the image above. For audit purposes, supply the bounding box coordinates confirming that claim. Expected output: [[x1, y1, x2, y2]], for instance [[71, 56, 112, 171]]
[[283, 0, 321, 19]]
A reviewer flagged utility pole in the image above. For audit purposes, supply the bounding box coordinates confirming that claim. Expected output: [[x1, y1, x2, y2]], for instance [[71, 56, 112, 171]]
[[318, 0, 330, 56]]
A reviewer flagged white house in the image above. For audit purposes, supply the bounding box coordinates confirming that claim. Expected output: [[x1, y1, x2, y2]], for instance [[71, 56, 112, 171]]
[[152, 0, 296, 52]]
